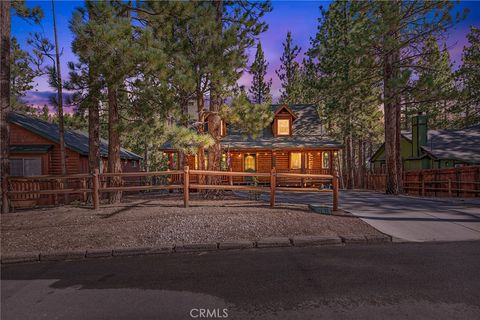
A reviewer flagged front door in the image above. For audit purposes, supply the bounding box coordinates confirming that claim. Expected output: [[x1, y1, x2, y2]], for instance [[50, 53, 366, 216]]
[[244, 154, 256, 172]]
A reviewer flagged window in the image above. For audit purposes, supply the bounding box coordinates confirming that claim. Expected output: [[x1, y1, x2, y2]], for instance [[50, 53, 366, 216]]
[[10, 158, 42, 176], [132, 160, 137, 168], [244, 154, 256, 171], [277, 119, 290, 135], [322, 152, 330, 169], [290, 152, 302, 169]]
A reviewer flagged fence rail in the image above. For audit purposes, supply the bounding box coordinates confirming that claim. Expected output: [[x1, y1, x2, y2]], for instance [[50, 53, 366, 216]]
[[366, 165, 480, 197], [4, 166, 339, 211]]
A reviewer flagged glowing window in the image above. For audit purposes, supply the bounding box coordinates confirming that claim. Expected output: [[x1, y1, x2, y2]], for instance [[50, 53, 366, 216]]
[[290, 152, 302, 169], [244, 155, 256, 171], [322, 152, 330, 169], [277, 119, 290, 135]]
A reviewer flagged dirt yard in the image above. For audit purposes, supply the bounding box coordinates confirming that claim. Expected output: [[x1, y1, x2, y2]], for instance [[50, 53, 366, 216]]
[[1, 193, 383, 255]]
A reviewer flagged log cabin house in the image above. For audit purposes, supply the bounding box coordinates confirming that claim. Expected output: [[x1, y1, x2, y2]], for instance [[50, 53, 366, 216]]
[[161, 104, 342, 185], [6, 112, 142, 207]]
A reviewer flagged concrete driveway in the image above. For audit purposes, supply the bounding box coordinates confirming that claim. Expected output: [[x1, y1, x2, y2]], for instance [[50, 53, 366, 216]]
[[248, 191, 480, 242]]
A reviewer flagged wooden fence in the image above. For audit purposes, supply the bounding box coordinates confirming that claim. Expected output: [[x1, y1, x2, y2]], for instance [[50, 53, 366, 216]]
[[366, 166, 480, 197], [4, 167, 338, 211]]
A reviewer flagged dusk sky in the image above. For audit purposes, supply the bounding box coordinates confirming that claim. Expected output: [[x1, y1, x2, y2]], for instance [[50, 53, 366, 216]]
[[11, 0, 480, 109]]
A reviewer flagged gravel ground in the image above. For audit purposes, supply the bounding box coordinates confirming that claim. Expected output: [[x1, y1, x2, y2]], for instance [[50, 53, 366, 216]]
[[1, 193, 383, 255]]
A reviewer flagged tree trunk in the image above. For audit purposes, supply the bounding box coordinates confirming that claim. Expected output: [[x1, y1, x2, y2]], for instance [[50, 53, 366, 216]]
[[207, 0, 223, 180], [345, 133, 354, 189], [0, 0, 11, 214], [207, 94, 222, 175], [88, 68, 100, 175], [382, 0, 402, 195], [52, 0, 67, 177], [143, 139, 149, 172], [358, 139, 365, 189], [196, 86, 205, 175], [384, 48, 402, 194], [107, 84, 122, 203]]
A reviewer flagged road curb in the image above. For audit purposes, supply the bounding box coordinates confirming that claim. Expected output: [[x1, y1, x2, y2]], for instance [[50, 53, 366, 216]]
[[291, 235, 342, 246], [219, 240, 255, 250], [175, 243, 218, 252], [40, 250, 86, 261], [1, 234, 394, 264], [256, 237, 292, 248]]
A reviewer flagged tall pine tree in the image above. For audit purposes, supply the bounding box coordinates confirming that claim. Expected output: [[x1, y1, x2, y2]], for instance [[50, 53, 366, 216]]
[[249, 42, 272, 104], [458, 27, 480, 127], [276, 31, 301, 104]]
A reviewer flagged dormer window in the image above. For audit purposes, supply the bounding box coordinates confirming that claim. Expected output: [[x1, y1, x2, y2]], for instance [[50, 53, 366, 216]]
[[277, 119, 290, 136], [273, 105, 297, 137]]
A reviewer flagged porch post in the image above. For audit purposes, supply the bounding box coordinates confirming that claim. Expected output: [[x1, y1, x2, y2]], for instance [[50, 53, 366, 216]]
[[1, 173, 9, 213], [301, 151, 306, 187], [271, 150, 276, 169], [328, 151, 335, 174]]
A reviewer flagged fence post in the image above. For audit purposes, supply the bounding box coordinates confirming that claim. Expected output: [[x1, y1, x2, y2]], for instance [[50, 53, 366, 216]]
[[270, 168, 276, 207], [81, 178, 87, 202], [1, 173, 9, 214], [421, 174, 425, 197], [53, 179, 59, 205], [229, 167, 233, 186], [92, 169, 100, 210], [184, 166, 189, 208], [448, 178, 452, 197], [333, 175, 338, 211]]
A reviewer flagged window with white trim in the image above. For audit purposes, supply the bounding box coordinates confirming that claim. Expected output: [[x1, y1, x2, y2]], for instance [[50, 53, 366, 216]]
[[10, 158, 42, 176], [277, 119, 290, 135]]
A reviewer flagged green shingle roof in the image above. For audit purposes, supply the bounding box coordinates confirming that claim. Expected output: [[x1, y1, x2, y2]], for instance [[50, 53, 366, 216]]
[[222, 104, 342, 149], [8, 112, 142, 160]]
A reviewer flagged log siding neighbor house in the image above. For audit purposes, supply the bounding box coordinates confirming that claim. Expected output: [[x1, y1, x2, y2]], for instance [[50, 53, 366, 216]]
[[6, 112, 142, 208], [370, 113, 480, 172], [162, 104, 342, 184], [7, 112, 142, 176]]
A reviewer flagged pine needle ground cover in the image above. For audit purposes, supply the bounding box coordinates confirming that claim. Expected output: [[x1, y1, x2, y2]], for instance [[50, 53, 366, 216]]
[[1, 193, 382, 255]]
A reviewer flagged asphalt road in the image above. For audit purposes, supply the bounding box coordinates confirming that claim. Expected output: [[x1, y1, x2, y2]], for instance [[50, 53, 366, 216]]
[[2, 242, 480, 320], [245, 191, 480, 242]]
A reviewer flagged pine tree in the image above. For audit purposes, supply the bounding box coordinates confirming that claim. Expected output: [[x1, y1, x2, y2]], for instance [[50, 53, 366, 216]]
[[73, 1, 139, 203], [1, 0, 42, 213], [221, 91, 273, 138], [412, 38, 456, 129], [51, 0, 67, 176], [276, 31, 301, 104], [308, 1, 380, 189], [28, 31, 68, 176], [362, 0, 465, 194], [249, 42, 272, 104], [10, 37, 37, 108], [458, 27, 480, 127], [69, 1, 105, 178], [206, 1, 271, 177]]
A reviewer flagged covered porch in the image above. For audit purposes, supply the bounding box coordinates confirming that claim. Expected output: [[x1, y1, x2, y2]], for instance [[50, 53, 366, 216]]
[[163, 149, 338, 187]]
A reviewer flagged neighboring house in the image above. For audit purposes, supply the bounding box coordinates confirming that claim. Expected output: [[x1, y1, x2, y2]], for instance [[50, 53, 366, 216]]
[[7, 112, 142, 177], [161, 104, 342, 181], [370, 113, 480, 172]]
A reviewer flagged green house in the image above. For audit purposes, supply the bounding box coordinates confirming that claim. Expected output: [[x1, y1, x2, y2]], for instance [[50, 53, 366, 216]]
[[370, 114, 480, 172]]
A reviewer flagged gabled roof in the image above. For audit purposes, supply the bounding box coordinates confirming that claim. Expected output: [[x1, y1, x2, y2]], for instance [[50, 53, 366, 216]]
[[370, 124, 480, 163], [222, 104, 342, 149], [402, 124, 480, 162], [272, 104, 298, 119], [8, 112, 142, 160]]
